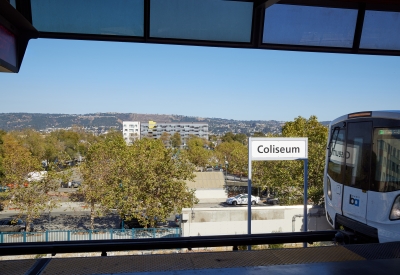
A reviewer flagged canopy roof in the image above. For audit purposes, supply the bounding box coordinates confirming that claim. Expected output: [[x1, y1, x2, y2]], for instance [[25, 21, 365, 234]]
[[1, 0, 400, 72]]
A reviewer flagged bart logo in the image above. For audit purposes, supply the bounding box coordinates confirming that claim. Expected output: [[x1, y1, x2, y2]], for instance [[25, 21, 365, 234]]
[[349, 195, 360, 207]]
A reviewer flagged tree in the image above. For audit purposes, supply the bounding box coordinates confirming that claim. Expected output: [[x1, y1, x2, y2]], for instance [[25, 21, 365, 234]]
[[252, 132, 265, 137], [229, 144, 248, 179], [50, 130, 81, 160], [221, 132, 247, 145], [10, 129, 46, 161], [184, 135, 212, 170], [108, 138, 198, 228], [221, 132, 235, 143], [214, 141, 246, 174], [234, 133, 248, 145], [79, 135, 198, 229], [78, 133, 126, 229], [252, 116, 328, 205], [1, 134, 62, 231], [208, 134, 218, 149], [160, 132, 171, 147], [170, 132, 182, 148], [282, 115, 328, 205], [0, 129, 7, 181]]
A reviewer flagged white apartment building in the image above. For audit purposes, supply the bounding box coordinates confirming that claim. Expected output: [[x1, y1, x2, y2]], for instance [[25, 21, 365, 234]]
[[122, 121, 141, 144], [122, 121, 209, 147]]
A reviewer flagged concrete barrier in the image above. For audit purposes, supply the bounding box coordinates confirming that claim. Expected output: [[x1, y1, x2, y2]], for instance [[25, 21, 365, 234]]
[[181, 205, 333, 237]]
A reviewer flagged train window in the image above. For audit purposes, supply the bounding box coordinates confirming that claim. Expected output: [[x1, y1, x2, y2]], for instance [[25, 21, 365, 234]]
[[327, 126, 345, 183], [373, 128, 400, 192], [343, 122, 372, 190]]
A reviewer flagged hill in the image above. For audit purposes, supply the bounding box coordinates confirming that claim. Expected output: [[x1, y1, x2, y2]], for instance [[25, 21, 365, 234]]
[[0, 113, 329, 135]]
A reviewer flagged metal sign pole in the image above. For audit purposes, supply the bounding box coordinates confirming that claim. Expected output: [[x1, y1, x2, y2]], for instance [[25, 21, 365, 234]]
[[247, 137, 252, 250], [303, 158, 308, 248], [248, 137, 308, 251]]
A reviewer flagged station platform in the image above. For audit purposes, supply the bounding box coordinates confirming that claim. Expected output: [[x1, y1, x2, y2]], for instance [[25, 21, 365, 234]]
[[2, 242, 400, 275]]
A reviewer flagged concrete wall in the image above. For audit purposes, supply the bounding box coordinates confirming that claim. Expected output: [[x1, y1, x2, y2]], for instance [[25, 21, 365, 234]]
[[194, 190, 227, 203], [181, 206, 333, 237]]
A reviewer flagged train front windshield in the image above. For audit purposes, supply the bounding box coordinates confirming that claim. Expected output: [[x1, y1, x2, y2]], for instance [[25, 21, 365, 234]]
[[327, 122, 400, 193], [374, 128, 400, 192]]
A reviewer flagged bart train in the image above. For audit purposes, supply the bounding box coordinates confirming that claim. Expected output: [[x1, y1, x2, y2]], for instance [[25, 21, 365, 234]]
[[324, 111, 400, 243]]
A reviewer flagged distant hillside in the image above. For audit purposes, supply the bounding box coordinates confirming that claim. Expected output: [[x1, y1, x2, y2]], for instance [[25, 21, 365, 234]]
[[0, 113, 330, 135]]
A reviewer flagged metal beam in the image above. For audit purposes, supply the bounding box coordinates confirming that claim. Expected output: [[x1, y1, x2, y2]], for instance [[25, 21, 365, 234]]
[[255, 0, 281, 10], [0, 231, 336, 256], [352, 2, 366, 53]]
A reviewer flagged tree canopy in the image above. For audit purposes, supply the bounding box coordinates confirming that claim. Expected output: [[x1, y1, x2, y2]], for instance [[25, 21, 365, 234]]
[[252, 116, 328, 205], [170, 132, 182, 148], [184, 135, 212, 170], [1, 134, 64, 231], [79, 135, 198, 229]]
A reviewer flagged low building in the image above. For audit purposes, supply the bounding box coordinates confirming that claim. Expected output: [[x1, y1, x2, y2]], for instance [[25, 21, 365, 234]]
[[186, 171, 226, 203]]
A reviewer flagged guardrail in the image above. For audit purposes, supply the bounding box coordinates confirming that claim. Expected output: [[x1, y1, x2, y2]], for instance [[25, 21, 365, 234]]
[[0, 228, 181, 243], [0, 231, 337, 256]]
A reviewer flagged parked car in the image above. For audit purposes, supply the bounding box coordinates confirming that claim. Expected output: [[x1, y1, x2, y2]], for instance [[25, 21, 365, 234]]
[[0, 218, 30, 232], [71, 181, 81, 188], [61, 180, 81, 188], [266, 197, 280, 205], [226, 194, 260, 206], [262, 189, 280, 205]]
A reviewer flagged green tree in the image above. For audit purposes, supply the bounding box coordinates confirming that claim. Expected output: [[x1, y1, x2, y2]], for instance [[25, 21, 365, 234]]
[[252, 116, 328, 205], [50, 130, 81, 160], [221, 132, 247, 145], [170, 132, 182, 148], [0, 129, 7, 181], [221, 132, 235, 143], [234, 133, 248, 145], [79, 135, 198, 229], [184, 135, 212, 169], [160, 132, 171, 147], [252, 132, 265, 137], [208, 134, 218, 150], [229, 143, 248, 179], [78, 134, 126, 229], [1, 134, 62, 231], [214, 141, 246, 174], [10, 129, 46, 161], [108, 138, 197, 228]]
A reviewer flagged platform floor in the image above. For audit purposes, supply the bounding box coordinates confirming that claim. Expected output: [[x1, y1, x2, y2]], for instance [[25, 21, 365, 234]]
[[1, 242, 400, 275]]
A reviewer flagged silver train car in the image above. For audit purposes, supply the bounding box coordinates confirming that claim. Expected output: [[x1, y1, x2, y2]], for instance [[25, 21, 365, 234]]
[[324, 111, 400, 243]]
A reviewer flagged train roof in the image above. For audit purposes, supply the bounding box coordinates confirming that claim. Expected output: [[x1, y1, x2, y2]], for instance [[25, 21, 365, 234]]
[[330, 110, 400, 126]]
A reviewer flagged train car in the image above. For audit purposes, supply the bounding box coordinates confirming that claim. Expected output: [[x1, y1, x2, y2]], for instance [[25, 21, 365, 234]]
[[324, 111, 400, 243]]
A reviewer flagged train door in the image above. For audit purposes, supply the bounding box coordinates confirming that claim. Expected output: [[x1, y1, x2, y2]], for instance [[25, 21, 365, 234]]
[[327, 125, 346, 217], [341, 121, 372, 224]]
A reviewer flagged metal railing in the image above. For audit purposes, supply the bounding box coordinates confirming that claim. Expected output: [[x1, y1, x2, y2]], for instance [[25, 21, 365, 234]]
[[0, 228, 181, 244], [0, 231, 337, 257]]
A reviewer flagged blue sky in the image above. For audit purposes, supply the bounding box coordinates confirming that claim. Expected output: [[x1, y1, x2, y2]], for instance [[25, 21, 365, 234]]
[[1, 38, 399, 122]]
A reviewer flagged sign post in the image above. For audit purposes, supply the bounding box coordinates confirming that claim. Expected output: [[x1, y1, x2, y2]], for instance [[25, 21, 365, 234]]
[[248, 137, 308, 249]]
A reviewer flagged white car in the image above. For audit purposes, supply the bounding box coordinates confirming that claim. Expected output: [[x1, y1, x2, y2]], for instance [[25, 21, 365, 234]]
[[226, 194, 260, 206]]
